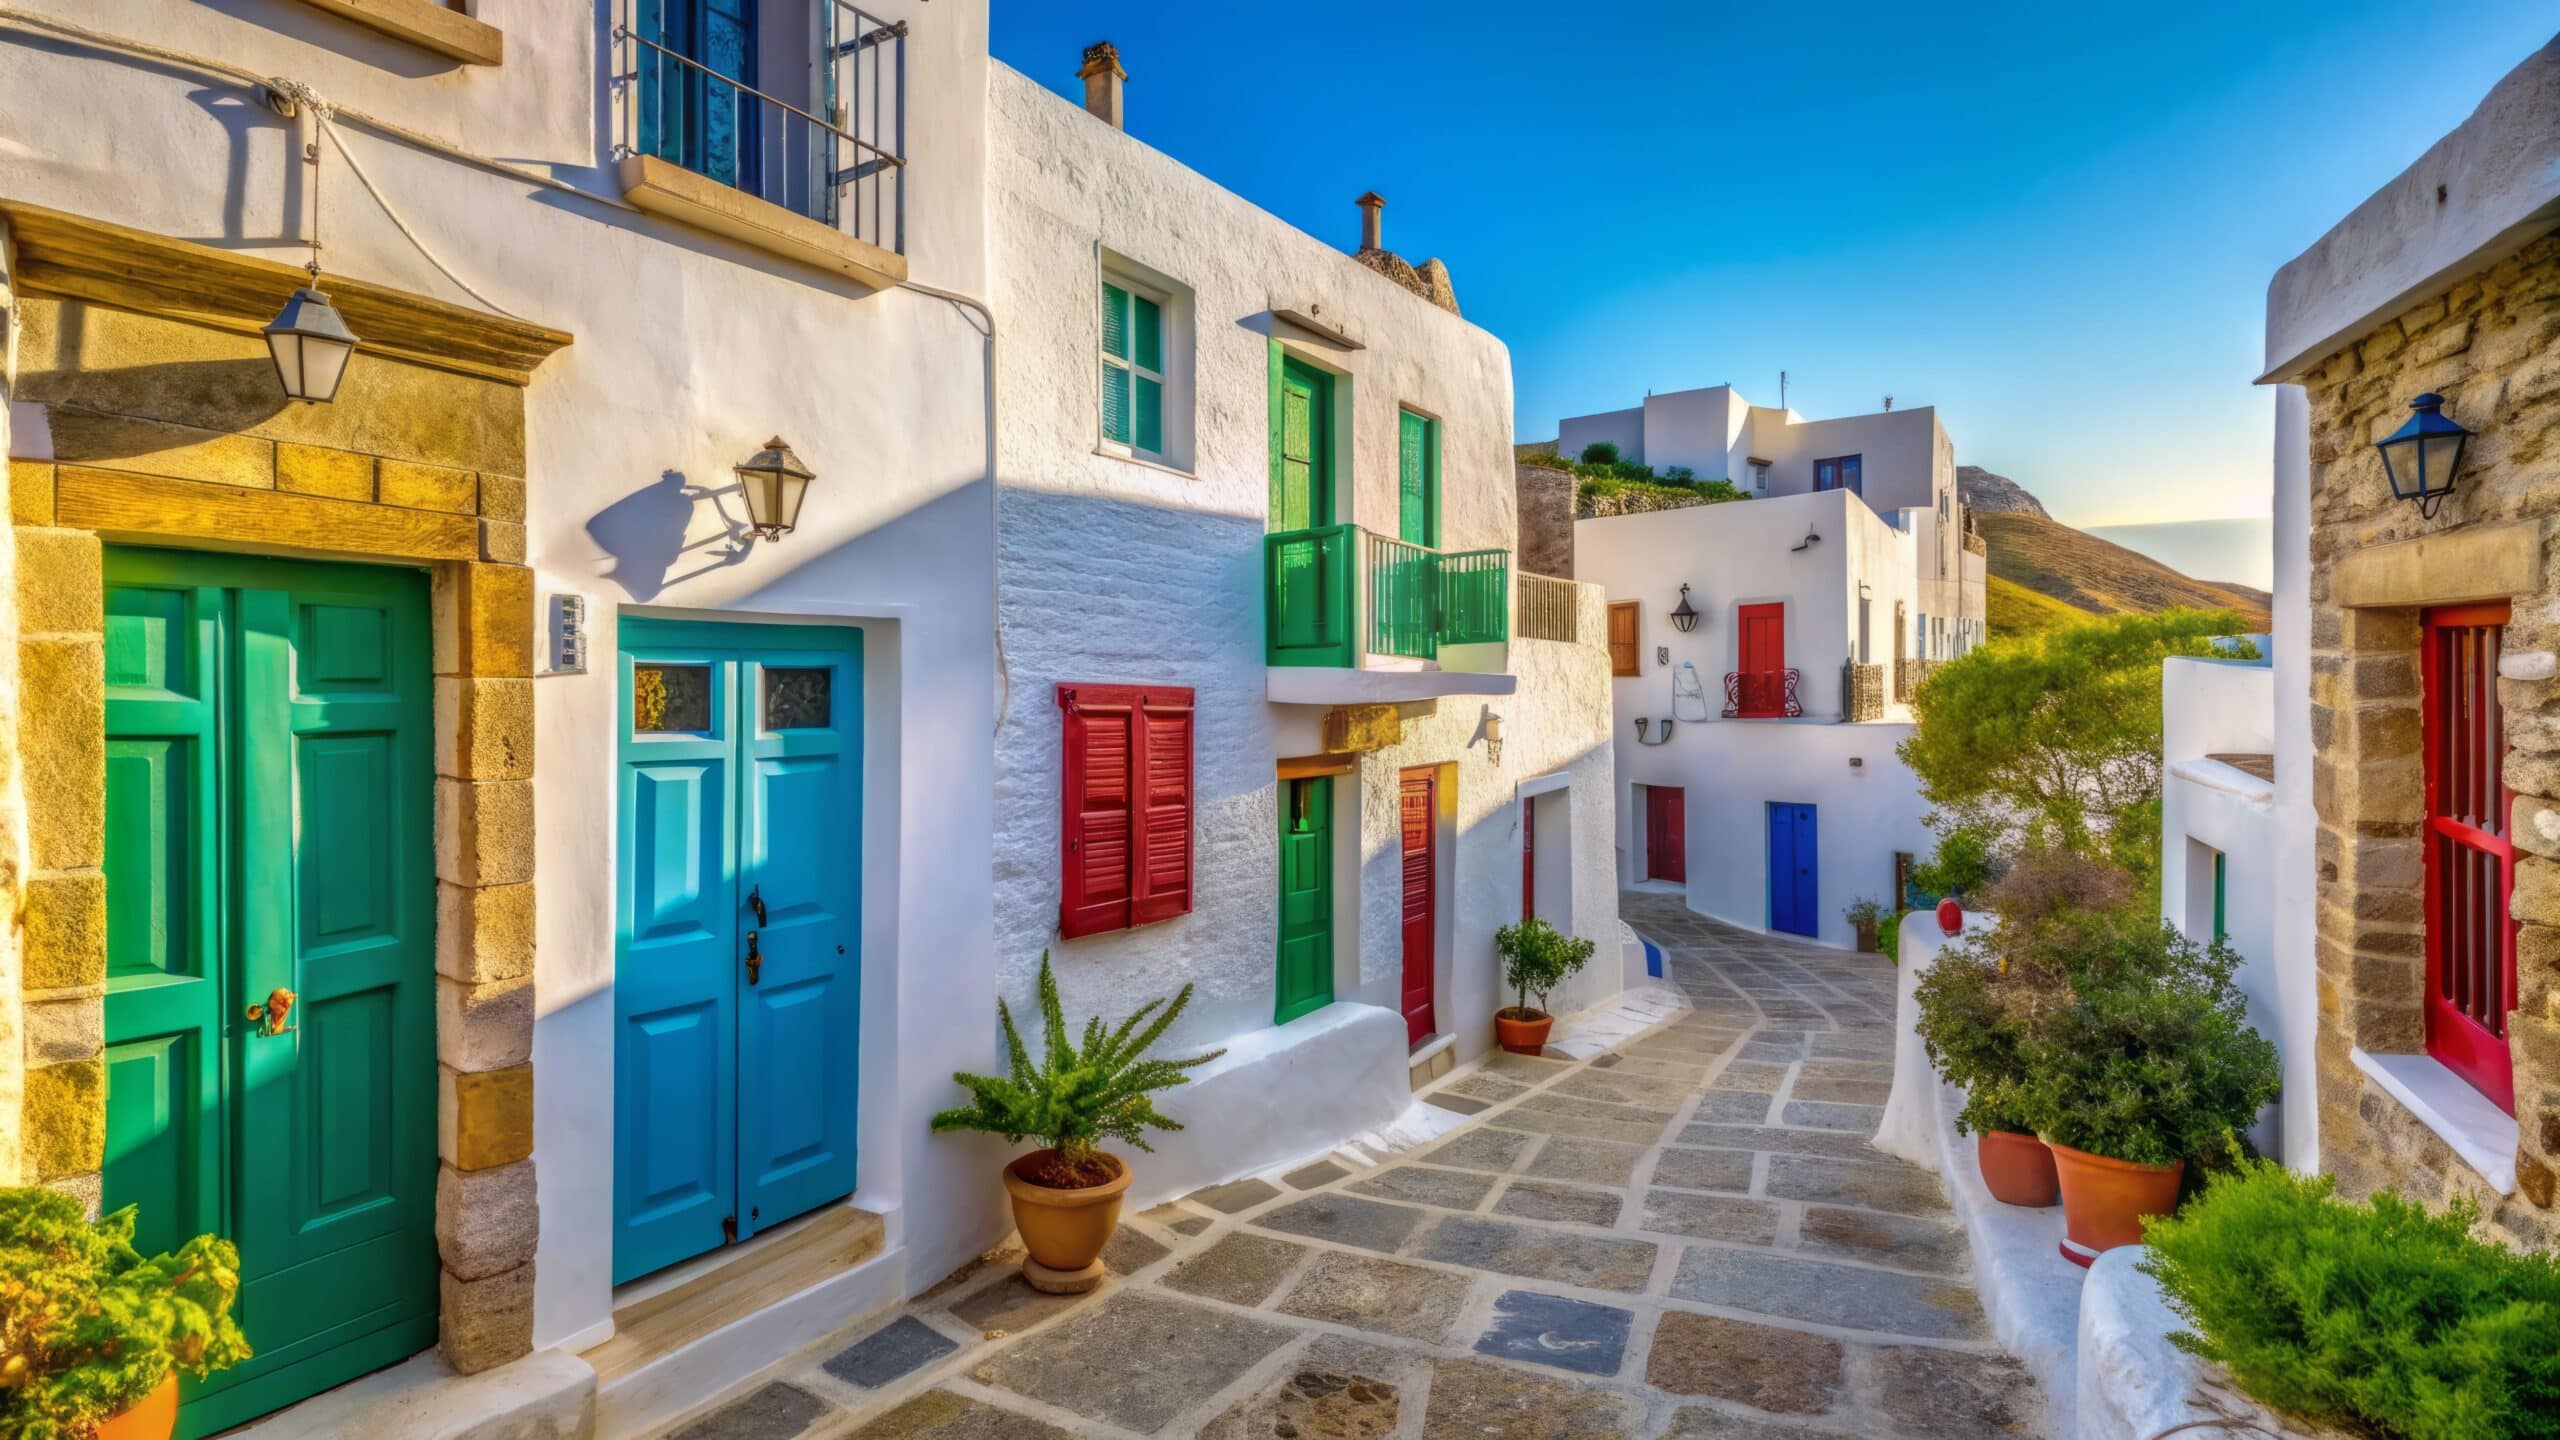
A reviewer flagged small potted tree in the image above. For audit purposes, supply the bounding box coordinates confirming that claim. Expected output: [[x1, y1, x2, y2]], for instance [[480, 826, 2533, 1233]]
[[1493, 918, 1596, 1054], [1914, 936, 2060, 1207], [0, 1188, 251, 1440], [2012, 924, 2279, 1266], [933, 953, 1223, 1294], [1843, 898, 1892, 954]]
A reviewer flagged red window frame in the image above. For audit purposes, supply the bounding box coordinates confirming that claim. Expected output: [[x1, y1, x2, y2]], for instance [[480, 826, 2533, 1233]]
[[2421, 603, 2516, 1113], [1057, 682, 1194, 939]]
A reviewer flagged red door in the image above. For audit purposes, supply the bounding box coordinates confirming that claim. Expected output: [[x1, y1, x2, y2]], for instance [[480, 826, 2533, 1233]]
[[1400, 771, 1437, 1045], [1521, 793, 1536, 922], [2422, 603, 2516, 1111], [1737, 603, 1786, 716], [1647, 786, 1686, 883]]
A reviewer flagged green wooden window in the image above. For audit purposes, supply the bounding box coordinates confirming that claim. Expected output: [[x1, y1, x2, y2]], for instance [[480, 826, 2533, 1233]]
[[1271, 354, 1335, 532], [1101, 279, 1166, 456], [2213, 850, 2227, 943], [1398, 409, 1439, 548]]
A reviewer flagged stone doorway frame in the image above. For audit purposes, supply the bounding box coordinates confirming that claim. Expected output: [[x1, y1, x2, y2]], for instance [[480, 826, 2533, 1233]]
[[3, 202, 572, 1375]]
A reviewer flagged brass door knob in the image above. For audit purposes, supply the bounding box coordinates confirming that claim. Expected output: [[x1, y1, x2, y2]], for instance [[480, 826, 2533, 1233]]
[[245, 987, 297, 1037]]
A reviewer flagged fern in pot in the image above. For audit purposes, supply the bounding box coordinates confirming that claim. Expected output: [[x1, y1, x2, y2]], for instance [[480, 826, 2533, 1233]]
[[932, 953, 1223, 1293]]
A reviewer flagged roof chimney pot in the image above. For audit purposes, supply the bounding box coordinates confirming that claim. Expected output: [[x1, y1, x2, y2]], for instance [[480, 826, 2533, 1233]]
[[1079, 42, 1126, 130], [1356, 191, 1386, 252]]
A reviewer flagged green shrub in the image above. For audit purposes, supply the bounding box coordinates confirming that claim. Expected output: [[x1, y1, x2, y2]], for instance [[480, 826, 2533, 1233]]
[[1909, 827, 1996, 902], [1876, 912, 1904, 962], [2143, 1160, 2560, 1439], [1496, 918, 1597, 1019], [2010, 922, 2279, 1167], [0, 1189, 251, 1439], [931, 952, 1225, 1186], [1578, 441, 1620, 466]]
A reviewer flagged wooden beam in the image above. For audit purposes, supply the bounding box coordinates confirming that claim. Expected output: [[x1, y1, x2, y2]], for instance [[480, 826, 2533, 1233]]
[[56, 466, 480, 562]]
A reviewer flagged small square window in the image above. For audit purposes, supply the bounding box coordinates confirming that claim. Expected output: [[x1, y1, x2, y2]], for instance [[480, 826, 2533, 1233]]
[[634, 663, 711, 732], [764, 667, 831, 730]]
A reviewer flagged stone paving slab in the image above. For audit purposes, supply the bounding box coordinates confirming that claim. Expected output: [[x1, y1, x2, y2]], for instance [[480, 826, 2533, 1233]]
[[654, 893, 2041, 1440]]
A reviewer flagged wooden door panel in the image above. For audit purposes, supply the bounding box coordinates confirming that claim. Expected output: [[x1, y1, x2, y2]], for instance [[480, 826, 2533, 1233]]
[[1400, 773, 1437, 1043], [1647, 788, 1686, 884], [1276, 777, 1334, 1023]]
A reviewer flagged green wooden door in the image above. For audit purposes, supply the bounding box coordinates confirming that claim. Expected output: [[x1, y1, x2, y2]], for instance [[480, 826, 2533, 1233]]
[[1272, 355, 1334, 532], [1275, 776, 1335, 1023], [1398, 409, 1437, 548], [102, 547, 438, 1439]]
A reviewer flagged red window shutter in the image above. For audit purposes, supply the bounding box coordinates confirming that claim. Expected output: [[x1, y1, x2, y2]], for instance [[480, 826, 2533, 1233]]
[[1057, 683, 1194, 938]]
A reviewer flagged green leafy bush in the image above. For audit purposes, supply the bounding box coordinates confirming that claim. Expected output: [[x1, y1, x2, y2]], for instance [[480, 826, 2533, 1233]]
[[932, 952, 1224, 1186], [1909, 827, 1996, 902], [2143, 1159, 2560, 1439], [1496, 918, 1597, 1019], [2010, 921, 2279, 1167], [1912, 935, 2037, 1136], [0, 1189, 251, 1438], [1578, 441, 1620, 466]]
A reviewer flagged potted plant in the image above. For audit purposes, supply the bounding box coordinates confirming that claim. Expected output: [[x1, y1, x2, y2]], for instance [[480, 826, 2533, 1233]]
[[1913, 935, 2059, 1207], [932, 952, 1223, 1294], [1844, 898, 1891, 953], [0, 1188, 251, 1440], [2012, 923, 2279, 1266], [1493, 918, 1596, 1054]]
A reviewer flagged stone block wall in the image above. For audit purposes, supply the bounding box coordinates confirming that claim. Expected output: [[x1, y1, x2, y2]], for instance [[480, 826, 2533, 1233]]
[[2303, 229, 2560, 1246], [1513, 461, 1576, 580], [1846, 663, 1886, 722]]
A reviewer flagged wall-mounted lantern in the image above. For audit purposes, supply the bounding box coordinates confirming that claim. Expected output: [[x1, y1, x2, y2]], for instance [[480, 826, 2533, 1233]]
[[1481, 709, 1504, 766], [2375, 393, 2471, 519], [1668, 584, 1701, 633], [737, 437, 816, 541]]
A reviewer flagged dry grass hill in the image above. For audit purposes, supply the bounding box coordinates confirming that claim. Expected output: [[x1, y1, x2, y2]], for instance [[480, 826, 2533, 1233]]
[[1976, 511, 2271, 635]]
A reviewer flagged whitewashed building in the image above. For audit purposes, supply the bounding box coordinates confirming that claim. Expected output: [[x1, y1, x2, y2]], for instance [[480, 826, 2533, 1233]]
[[1564, 391, 1986, 951], [987, 46, 1625, 1189], [0, 6, 1625, 1438]]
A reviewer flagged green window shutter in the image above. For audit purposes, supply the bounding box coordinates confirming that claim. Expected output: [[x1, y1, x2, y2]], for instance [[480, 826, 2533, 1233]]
[[1101, 362, 1132, 445], [1135, 376, 1163, 455], [1399, 411, 1435, 547], [1132, 293, 1162, 372], [1101, 282, 1131, 361], [2212, 851, 2227, 942]]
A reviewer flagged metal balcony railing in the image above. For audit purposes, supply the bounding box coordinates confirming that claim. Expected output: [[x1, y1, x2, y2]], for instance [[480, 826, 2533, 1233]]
[[1516, 572, 1579, 643], [1724, 668, 1803, 718], [614, 3, 907, 252], [1265, 524, 1511, 667]]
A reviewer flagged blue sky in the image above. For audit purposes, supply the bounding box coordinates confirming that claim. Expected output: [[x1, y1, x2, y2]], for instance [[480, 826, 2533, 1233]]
[[992, 3, 2553, 528]]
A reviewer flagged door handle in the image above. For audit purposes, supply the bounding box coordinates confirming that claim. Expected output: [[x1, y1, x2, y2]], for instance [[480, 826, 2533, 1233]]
[[748, 885, 768, 927], [245, 987, 298, 1037], [745, 930, 763, 986]]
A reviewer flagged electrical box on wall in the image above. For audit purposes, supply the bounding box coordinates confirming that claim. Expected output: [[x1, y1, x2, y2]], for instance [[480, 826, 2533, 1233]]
[[552, 593, 588, 674]]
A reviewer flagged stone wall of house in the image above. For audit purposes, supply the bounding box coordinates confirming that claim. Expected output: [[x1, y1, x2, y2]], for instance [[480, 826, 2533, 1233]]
[[0, 218, 24, 1188], [1846, 663, 1886, 722], [1513, 461, 1576, 579], [2304, 228, 2560, 1247]]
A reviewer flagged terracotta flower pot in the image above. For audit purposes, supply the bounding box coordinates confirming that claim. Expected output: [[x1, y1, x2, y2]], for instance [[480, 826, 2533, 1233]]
[[2048, 1141, 2184, 1266], [1975, 1129, 2060, 1208], [1002, 1149, 1131, 1294], [97, 1375, 179, 1440], [1494, 1008, 1553, 1055]]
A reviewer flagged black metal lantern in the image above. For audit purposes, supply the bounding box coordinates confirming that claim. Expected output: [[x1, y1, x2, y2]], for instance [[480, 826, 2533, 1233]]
[[2375, 393, 2472, 519], [263, 285, 359, 403], [1668, 583, 1700, 633], [736, 437, 816, 541]]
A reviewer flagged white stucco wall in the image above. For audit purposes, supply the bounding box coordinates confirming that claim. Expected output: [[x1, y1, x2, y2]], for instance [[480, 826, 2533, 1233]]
[[0, 0, 1004, 1352], [983, 63, 1619, 1182], [2267, 386, 2318, 1171]]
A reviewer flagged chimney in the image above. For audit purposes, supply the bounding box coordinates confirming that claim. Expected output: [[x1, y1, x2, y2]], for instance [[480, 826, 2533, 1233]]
[[1356, 191, 1385, 252], [1079, 42, 1126, 130]]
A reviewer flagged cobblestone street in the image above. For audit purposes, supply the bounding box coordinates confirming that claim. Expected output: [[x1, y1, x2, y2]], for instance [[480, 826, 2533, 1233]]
[[662, 892, 2043, 1439]]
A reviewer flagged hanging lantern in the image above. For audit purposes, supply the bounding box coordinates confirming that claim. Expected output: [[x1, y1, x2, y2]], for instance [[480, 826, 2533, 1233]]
[[736, 437, 816, 541], [263, 285, 360, 403], [2374, 393, 2472, 519], [1668, 583, 1701, 633]]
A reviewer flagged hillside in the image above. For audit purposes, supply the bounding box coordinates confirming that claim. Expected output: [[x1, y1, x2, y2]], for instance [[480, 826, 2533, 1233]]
[[1958, 466, 2049, 519], [1986, 573, 2096, 638], [1978, 511, 2271, 631]]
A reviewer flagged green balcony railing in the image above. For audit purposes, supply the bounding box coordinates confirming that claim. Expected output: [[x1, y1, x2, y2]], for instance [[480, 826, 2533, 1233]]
[[1264, 523, 1511, 666]]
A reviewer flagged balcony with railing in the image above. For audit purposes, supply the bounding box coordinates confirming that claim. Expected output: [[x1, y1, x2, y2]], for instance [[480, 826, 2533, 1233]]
[[1265, 525, 1518, 703], [612, 3, 910, 288], [1724, 668, 1804, 719]]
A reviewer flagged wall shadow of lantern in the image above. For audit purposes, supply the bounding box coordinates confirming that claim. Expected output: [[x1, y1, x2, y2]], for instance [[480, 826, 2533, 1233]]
[[2376, 392, 2471, 520]]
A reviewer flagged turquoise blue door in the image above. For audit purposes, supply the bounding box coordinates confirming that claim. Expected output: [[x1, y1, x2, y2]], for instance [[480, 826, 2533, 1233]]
[[101, 548, 438, 1439], [615, 620, 863, 1283], [1767, 803, 1818, 938]]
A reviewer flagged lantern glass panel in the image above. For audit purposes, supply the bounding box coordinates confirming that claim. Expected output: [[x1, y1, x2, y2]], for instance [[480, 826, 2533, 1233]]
[[267, 330, 305, 398], [299, 334, 354, 403]]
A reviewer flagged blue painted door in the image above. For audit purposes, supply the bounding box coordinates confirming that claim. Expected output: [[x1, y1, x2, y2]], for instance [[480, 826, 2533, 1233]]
[[1767, 803, 1819, 938], [615, 620, 862, 1283]]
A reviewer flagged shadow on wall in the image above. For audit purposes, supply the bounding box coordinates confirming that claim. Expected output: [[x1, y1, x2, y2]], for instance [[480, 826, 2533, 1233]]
[[586, 468, 755, 601]]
